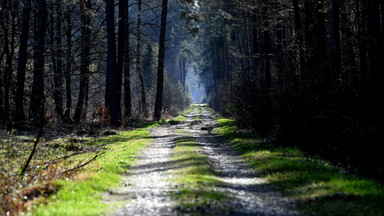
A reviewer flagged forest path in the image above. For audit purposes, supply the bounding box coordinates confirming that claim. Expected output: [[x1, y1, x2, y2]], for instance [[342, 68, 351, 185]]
[[107, 105, 299, 215]]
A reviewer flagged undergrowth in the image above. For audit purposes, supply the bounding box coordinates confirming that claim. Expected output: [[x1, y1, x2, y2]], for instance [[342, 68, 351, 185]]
[[31, 128, 152, 216], [213, 117, 384, 216], [0, 123, 155, 216]]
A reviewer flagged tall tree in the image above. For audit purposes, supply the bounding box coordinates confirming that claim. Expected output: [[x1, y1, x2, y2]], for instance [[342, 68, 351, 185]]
[[53, 0, 64, 120], [368, 0, 383, 82], [73, 0, 92, 123], [1, 0, 17, 128], [292, 0, 305, 77], [105, 0, 119, 125], [123, 1, 132, 120], [64, 7, 73, 122], [330, 0, 341, 88], [14, 0, 31, 125], [29, 0, 48, 126], [135, 0, 148, 118], [115, 0, 126, 124], [153, 0, 169, 120]]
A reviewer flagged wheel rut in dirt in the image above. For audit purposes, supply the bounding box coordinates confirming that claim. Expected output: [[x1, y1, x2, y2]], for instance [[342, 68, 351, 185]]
[[185, 105, 299, 215], [107, 105, 299, 215]]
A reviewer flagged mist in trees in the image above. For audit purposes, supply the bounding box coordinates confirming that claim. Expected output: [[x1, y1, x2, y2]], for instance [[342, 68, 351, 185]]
[[1, 0, 384, 181]]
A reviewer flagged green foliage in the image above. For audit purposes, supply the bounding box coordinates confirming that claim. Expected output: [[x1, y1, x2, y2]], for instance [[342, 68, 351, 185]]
[[214, 118, 384, 216]]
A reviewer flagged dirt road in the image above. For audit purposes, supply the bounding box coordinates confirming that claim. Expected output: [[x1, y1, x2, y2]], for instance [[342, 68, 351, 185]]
[[108, 105, 299, 215]]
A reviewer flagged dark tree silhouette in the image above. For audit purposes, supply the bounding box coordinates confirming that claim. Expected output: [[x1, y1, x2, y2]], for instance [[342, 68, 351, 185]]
[[154, 0, 169, 120], [105, 0, 119, 125], [29, 0, 47, 126], [74, 0, 92, 123], [14, 0, 31, 126]]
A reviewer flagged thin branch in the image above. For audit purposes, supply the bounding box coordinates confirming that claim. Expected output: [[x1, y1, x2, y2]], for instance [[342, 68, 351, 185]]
[[59, 151, 106, 175]]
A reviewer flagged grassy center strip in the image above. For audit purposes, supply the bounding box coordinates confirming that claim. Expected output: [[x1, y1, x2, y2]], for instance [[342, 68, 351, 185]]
[[170, 129, 225, 214], [31, 127, 155, 216], [213, 117, 384, 215]]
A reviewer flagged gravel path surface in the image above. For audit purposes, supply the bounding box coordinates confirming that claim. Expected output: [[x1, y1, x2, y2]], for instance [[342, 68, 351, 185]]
[[107, 105, 300, 216], [107, 126, 179, 216], [184, 106, 299, 216]]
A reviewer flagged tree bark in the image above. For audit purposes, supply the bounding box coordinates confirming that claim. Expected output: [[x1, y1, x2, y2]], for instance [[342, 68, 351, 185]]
[[105, 0, 119, 125], [1, 1, 15, 128], [14, 0, 31, 125], [115, 0, 127, 124], [53, 0, 64, 120], [136, 0, 148, 118], [123, 1, 132, 120], [368, 0, 383, 83], [153, 0, 169, 120], [64, 8, 73, 122], [264, 30, 271, 90], [330, 0, 341, 88], [73, 0, 91, 123], [29, 0, 47, 126], [357, 0, 368, 82], [292, 0, 305, 77]]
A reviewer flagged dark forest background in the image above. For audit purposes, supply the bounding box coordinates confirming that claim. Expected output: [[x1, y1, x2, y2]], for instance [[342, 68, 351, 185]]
[[1, 0, 383, 181]]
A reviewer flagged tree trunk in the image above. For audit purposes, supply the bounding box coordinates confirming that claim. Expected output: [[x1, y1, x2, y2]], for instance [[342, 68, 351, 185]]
[[64, 9, 73, 122], [292, 0, 305, 77], [1, 1, 15, 129], [115, 0, 127, 124], [264, 30, 271, 90], [330, 0, 341, 88], [29, 0, 47, 126], [53, 0, 64, 120], [14, 0, 31, 125], [135, 0, 148, 118], [276, 22, 285, 87], [153, 0, 169, 120], [73, 0, 91, 123], [179, 57, 186, 89], [123, 1, 131, 120], [368, 0, 383, 83], [357, 0, 368, 82], [105, 0, 119, 125]]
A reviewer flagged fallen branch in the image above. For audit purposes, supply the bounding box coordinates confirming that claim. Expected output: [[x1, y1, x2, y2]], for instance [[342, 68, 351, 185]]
[[59, 151, 106, 175], [43, 144, 108, 170], [42, 151, 86, 170], [20, 119, 45, 178]]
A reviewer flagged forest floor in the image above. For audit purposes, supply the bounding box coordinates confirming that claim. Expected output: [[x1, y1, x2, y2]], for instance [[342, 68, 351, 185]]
[[106, 104, 299, 215], [2, 104, 383, 215]]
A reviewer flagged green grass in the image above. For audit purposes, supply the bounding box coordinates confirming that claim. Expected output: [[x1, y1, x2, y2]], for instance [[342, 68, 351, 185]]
[[170, 130, 225, 213], [213, 117, 384, 216], [174, 115, 188, 122], [173, 104, 199, 121], [193, 106, 203, 121], [31, 128, 153, 216]]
